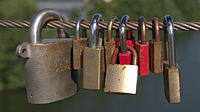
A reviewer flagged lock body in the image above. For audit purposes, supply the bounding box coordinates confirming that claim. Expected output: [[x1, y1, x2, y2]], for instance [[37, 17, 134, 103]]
[[163, 64, 181, 103], [149, 40, 163, 73], [119, 51, 131, 65], [73, 38, 87, 69], [135, 41, 149, 76], [16, 38, 77, 104], [82, 47, 104, 90], [104, 64, 138, 94]]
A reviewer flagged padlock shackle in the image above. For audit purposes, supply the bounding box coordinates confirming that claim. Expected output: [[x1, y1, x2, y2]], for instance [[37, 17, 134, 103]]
[[164, 15, 176, 67], [111, 46, 137, 65], [119, 15, 129, 54], [29, 8, 69, 44], [89, 13, 103, 48], [108, 16, 119, 42], [152, 17, 160, 42], [75, 16, 87, 40], [138, 16, 146, 45]]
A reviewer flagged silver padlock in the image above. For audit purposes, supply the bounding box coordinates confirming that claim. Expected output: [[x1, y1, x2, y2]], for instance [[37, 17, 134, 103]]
[[82, 14, 105, 90], [104, 16, 138, 94], [163, 15, 181, 103], [16, 9, 77, 104]]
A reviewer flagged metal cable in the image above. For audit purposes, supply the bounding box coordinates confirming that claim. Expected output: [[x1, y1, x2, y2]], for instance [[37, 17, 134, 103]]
[[0, 20, 200, 31]]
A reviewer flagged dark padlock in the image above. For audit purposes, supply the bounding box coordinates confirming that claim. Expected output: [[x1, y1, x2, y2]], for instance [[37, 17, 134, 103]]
[[149, 17, 163, 73], [105, 16, 119, 69], [73, 17, 87, 69], [135, 16, 149, 76], [104, 19, 138, 94], [163, 15, 181, 103], [16, 9, 77, 104], [82, 14, 105, 90]]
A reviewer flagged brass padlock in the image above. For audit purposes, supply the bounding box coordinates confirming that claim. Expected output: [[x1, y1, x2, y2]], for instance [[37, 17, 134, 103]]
[[105, 16, 119, 69], [104, 17, 138, 94], [73, 17, 87, 69], [82, 14, 105, 90], [163, 15, 181, 103], [16, 9, 77, 104], [149, 17, 163, 73]]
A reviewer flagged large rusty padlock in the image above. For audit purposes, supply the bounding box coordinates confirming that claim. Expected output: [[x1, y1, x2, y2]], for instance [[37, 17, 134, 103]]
[[82, 14, 105, 90], [149, 17, 163, 73], [73, 17, 87, 70], [105, 16, 119, 69], [16, 9, 77, 104], [163, 15, 181, 103], [104, 19, 138, 94], [135, 16, 149, 76]]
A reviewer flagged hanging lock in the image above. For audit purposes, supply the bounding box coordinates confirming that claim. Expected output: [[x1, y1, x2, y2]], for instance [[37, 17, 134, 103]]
[[105, 16, 119, 69], [163, 15, 181, 103], [73, 17, 87, 70], [149, 17, 163, 73], [118, 15, 132, 65], [82, 14, 105, 90], [135, 16, 149, 76], [16, 9, 77, 104], [104, 19, 138, 94]]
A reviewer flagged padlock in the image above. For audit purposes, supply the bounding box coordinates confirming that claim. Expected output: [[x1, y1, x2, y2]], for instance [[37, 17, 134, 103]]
[[163, 15, 181, 103], [82, 14, 105, 90], [16, 9, 77, 104], [149, 17, 163, 73], [119, 15, 132, 65], [105, 16, 119, 69], [73, 17, 87, 69], [135, 16, 149, 76], [104, 19, 138, 94]]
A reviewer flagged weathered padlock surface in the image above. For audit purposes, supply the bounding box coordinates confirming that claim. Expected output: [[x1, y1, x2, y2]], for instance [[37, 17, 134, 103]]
[[82, 47, 104, 90], [73, 38, 87, 69], [104, 64, 138, 94], [17, 38, 77, 104], [163, 65, 181, 103], [105, 41, 115, 69], [149, 40, 163, 73]]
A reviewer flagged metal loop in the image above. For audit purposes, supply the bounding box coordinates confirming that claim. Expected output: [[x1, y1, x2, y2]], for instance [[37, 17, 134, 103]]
[[29, 8, 69, 44], [75, 16, 85, 40], [152, 17, 160, 42], [138, 16, 146, 44], [107, 16, 119, 42], [119, 15, 129, 54], [89, 13, 103, 48], [164, 15, 176, 67]]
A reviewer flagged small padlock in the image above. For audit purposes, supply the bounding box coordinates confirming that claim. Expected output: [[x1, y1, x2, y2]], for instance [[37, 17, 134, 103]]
[[163, 15, 181, 103], [105, 16, 119, 69], [135, 16, 149, 76], [16, 9, 77, 104], [104, 19, 138, 94], [73, 17, 87, 70], [82, 14, 105, 90], [119, 15, 132, 65], [149, 17, 163, 73]]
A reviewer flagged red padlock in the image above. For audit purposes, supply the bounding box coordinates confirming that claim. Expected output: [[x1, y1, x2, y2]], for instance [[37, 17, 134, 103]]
[[135, 16, 149, 76], [119, 15, 132, 65]]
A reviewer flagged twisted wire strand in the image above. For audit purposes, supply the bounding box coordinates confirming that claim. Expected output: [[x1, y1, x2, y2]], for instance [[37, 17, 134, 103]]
[[0, 20, 200, 31]]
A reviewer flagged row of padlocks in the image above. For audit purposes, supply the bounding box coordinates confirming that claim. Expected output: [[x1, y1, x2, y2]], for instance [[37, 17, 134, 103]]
[[16, 8, 181, 104]]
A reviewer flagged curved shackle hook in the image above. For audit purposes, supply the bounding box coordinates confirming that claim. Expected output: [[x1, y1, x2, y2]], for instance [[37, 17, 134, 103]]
[[107, 16, 119, 42], [163, 15, 176, 67], [152, 17, 160, 42], [90, 13, 103, 48], [138, 16, 146, 44], [119, 15, 129, 54], [75, 16, 86, 40], [29, 8, 69, 44]]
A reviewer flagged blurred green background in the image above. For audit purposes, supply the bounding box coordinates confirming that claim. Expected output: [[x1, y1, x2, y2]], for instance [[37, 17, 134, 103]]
[[0, 0, 200, 112]]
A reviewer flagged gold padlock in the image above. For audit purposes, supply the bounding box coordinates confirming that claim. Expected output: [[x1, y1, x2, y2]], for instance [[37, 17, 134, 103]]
[[163, 15, 181, 103], [82, 14, 105, 90]]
